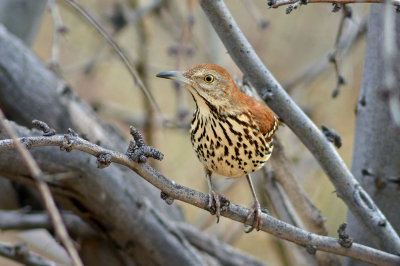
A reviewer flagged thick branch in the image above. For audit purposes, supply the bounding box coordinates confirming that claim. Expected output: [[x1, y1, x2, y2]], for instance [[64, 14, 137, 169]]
[[199, 0, 400, 252], [0, 0, 47, 46], [0, 209, 96, 238], [0, 133, 398, 265], [347, 5, 400, 262]]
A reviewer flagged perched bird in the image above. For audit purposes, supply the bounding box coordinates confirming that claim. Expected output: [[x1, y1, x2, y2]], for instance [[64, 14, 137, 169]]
[[157, 64, 279, 231]]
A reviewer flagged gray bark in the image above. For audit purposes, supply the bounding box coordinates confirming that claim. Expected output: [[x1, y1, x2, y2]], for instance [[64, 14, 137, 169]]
[[347, 5, 400, 265], [0, 210, 96, 238], [0, 0, 48, 212], [0, 0, 47, 46], [0, 242, 60, 266], [0, 178, 18, 209]]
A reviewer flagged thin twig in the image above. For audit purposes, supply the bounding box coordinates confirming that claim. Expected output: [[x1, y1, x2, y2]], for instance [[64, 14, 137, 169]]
[[130, 0, 156, 155], [170, 0, 195, 122], [199, 0, 400, 252], [81, 0, 164, 75], [329, 5, 351, 98], [0, 242, 60, 266], [0, 132, 399, 265], [269, 138, 328, 235], [61, 0, 162, 116], [0, 113, 83, 266], [126, 0, 165, 24], [283, 18, 367, 91], [243, 0, 269, 29], [264, 140, 341, 265], [258, 169, 320, 266], [92, 102, 190, 130], [47, 0, 67, 73], [269, 0, 400, 8]]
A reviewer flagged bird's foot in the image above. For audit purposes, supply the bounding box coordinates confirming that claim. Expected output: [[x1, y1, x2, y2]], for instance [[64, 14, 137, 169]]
[[208, 190, 230, 223], [244, 201, 265, 233], [126, 126, 164, 162]]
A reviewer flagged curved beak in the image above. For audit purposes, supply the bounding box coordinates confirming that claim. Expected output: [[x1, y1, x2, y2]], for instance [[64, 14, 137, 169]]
[[156, 71, 191, 84]]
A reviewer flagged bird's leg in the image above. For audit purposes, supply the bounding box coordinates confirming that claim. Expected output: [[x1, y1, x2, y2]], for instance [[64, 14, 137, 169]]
[[206, 169, 221, 221], [205, 169, 229, 223], [245, 174, 263, 233]]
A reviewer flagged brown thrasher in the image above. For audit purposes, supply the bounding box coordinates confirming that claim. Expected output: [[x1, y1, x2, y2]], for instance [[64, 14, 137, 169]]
[[157, 64, 279, 231]]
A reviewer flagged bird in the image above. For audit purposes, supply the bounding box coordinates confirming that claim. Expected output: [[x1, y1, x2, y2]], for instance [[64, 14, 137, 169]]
[[156, 64, 279, 232]]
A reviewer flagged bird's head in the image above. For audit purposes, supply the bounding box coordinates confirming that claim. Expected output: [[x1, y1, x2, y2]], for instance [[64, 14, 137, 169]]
[[157, 64, 239, 110]]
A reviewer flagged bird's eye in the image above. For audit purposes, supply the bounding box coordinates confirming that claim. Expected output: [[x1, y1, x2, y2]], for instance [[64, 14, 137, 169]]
[[204, 75, 214, 83]]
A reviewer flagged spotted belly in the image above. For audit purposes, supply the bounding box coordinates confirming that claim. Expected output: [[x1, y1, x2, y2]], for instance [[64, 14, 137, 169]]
[[190, 112, 274, 178]]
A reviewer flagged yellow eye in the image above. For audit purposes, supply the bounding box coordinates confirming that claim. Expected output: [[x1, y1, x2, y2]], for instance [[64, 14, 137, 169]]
[[204, 75, 214, 83]]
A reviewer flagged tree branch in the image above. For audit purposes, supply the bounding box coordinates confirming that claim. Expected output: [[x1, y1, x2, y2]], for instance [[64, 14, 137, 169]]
[[47, 0, 67, 72], [283, 17, 367, 91], [0, 128, 399, 265], [257, 168, 320, 265], [0, 209, 265, 266], [61, 0, 162, 115], [125, 0, 165, 24], [199, 0, 400, 253], [329, 5, 351, 98], [176, 222, 266, 266], [269, 138, 327, 236], [268, 0, 400, 8], [0, 0, 47, 45], [0, 113, 83, 266], [0, 209, 96, 238], [347, 5, 400, 261], [0, 242, 59, 266]]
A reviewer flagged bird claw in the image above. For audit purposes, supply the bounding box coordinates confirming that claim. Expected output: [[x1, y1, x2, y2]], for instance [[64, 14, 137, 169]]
[[208, 190, 230, 223], [245, 202, 265, 233]]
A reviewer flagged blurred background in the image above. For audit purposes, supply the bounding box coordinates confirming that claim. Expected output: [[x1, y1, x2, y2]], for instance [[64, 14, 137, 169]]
[[1, 0, 370, 264]]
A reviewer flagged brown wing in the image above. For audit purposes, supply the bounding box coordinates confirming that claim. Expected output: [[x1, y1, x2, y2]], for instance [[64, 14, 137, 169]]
[[239, 93, 278, 135]]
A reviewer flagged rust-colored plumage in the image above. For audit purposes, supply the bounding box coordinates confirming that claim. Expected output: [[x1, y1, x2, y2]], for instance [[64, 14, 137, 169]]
[[157, 64, 279, 231]]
